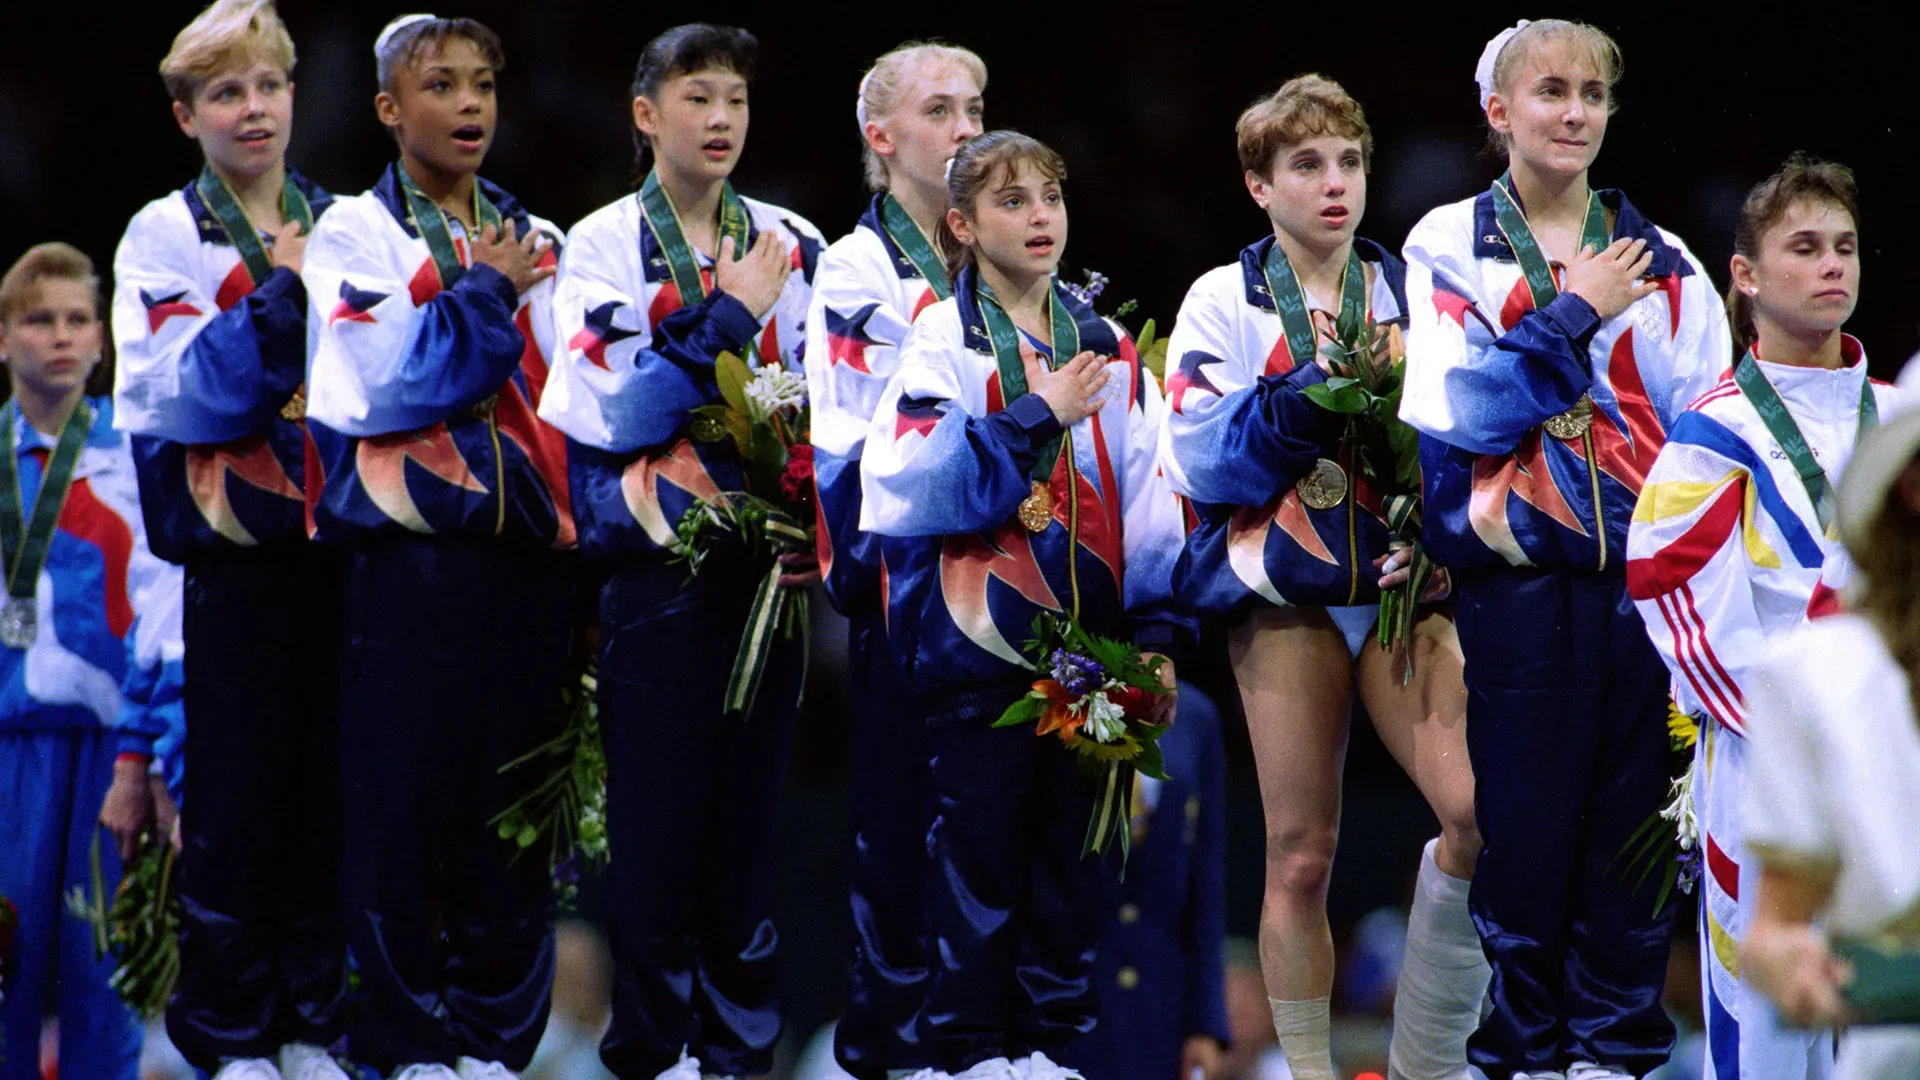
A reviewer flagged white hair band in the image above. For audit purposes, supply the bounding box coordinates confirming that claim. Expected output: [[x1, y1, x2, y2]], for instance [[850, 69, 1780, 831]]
[[1475, 20, 1531, 110]]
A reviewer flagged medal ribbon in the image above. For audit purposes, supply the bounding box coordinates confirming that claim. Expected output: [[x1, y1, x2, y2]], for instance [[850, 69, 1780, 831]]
[[638, 169, 750, 307], [880, 194, 951, 301], [398, 168, 503, 291], [0, 401, 93, 602], [195, 165, 314, 288], [1261, 241, 1366, 369], [1489, 172, 1610, 309], [976, 277, 1080, 484], [1733, 350, 1878, 534]]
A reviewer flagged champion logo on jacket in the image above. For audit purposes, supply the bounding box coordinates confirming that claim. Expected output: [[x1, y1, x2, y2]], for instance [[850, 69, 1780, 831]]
[[111, 170, 334, 561], [539, 189, 824, 565], [302, 164, 574, 549], [1400, 186, 1733, 574], [1161, 235, 1410, 614]]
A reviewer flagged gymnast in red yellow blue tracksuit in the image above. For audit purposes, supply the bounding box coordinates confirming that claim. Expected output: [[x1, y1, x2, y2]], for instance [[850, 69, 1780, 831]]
[[537, 24, 824, 1080], [861, 131, 1186, 1080], [300, 15, 576, 1076], [804, 41, 987, 1080], [1398, 20, 1732, 1080]]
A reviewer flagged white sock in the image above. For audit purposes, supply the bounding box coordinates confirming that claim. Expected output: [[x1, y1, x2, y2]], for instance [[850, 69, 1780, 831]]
[[1388, 837, 1491, 1080], [1269, 995, 1337, 1080]]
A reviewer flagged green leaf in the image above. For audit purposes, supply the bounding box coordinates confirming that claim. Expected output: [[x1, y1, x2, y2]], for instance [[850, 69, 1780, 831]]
[[994, 694, 1048, 728], [1303, 384, 1371, 414], [1136, 317, 1157, 356], [1135, 740, 1168, 781], [715, 351, 751, 413], [1112, 298, 1139, 319]]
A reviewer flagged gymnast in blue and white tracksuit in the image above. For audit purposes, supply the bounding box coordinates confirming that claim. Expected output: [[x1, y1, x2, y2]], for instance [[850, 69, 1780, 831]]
[[804, 40, 987, 1080], [1398, 20, 1732, 1079], [302, 18, 579, 1059], [536, 24, 825, 1080], [111, 163, 352, 1068], [861, 133, 1186, 1080], [0, 244, 181, 1079]]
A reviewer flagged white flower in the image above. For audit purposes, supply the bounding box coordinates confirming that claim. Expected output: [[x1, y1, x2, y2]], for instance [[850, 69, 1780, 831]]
[[745, 367, 807, 420], [1073, 690, 1128, 744], [1659, 758, 1699, 850]]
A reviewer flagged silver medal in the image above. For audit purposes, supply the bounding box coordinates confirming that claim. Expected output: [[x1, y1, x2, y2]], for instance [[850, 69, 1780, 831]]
[[0, 596, 36, 649]]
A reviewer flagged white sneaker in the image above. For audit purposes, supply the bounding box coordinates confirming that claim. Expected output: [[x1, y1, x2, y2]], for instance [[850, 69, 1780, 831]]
[[1566, 1066, 1630, 1080], [280, 1043, 351, 1080], [1019, 1053, 1083, 1080], [953, 1058, 1019, 1080], [1511, 1073, 1567, 1080], [390, 1066, 460, 1080], [212, 1061, 281, 1080], [655, 1049, 703, 1080], [455, 1058, 518, 1080], [887, 1071, 949, 1080]]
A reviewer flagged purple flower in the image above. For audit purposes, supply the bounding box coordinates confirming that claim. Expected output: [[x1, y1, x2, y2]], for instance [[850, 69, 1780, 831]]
[[1061, 270, 1109, 307], [1049, 648, 1106, 696], [1675, 846, 1702, 894]]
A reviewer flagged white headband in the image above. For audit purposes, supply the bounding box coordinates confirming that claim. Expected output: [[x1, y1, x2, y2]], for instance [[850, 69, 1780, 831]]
[[1475, 20, 1531, 110], [856, 68, 874, 131], [375, 13, 437, 58]]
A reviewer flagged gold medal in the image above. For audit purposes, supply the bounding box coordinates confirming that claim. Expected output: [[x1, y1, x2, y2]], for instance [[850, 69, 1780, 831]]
[[1018, 481, 1055, 533], [1297, 457, 1349, 511], [1543, 393, 1594, 439], [279, 383, 307, 422]]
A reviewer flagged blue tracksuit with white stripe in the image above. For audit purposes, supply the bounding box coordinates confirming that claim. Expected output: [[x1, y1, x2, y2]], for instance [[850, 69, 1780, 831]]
[[0, 397, 181, 1080]]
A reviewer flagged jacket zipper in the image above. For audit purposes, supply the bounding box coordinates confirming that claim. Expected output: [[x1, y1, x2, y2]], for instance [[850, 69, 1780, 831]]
[[1343, 438, 1360, 604], [486, 401, 506, 537], [1581, 427, 1605, 571], [1064, 430, 1081, 621]]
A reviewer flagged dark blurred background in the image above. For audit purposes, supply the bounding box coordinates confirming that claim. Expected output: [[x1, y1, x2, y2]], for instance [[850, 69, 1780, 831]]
[[6, 1, 1907, 1066]]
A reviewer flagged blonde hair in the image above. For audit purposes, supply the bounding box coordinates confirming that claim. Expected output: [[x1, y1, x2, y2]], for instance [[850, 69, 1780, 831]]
[[1486, 19, 1623, 150], [160, 0, 296, 105], [1236, 73, 1372, 177], [0, 243, 99, 323], [858, 42, 988, 191]]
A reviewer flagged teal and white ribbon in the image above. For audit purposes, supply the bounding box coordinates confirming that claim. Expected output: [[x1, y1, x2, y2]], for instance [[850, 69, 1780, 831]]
[[723, 508, 812, 718]]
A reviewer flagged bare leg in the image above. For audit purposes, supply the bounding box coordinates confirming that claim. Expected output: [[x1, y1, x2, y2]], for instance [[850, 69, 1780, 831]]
[[1356, 609, 1479, 874], [1359, 610, 1487, 1080], [1230, 607, 1354, 1080]]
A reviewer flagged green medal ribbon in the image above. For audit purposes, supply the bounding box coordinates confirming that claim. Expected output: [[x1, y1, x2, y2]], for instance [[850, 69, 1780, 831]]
[[1733, 350, 1878, 535], [195, 165, 314, 288], [1260, 241, 1367, 369], [1489, 172, 1610, 309], [976, 278, 1081, 484], [879, 194, 951, 301], [0, 401, 94, 605], [637, 170, 750, 307], [398, 168, 503, 290]]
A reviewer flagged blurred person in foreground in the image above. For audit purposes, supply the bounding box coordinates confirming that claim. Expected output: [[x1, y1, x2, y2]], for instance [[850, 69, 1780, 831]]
[[1739, 378, 1920, 1079]]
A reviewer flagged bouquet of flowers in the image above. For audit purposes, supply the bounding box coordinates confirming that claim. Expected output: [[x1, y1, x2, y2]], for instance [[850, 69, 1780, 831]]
[[1300, 317, 1435, 677], [1611, 701, 1702, 915], [65, 829, 179, 1019], [674, 351, 815, 717], [493, 663, 608, 910], [995, 614, 1176, 865]]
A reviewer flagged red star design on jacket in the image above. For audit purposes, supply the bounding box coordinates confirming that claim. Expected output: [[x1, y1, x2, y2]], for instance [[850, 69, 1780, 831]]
[[329, 281, 388, 326], [214, 261, 255, 312], [569, 301, 644, 370], [141, 289, 201, 333]]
